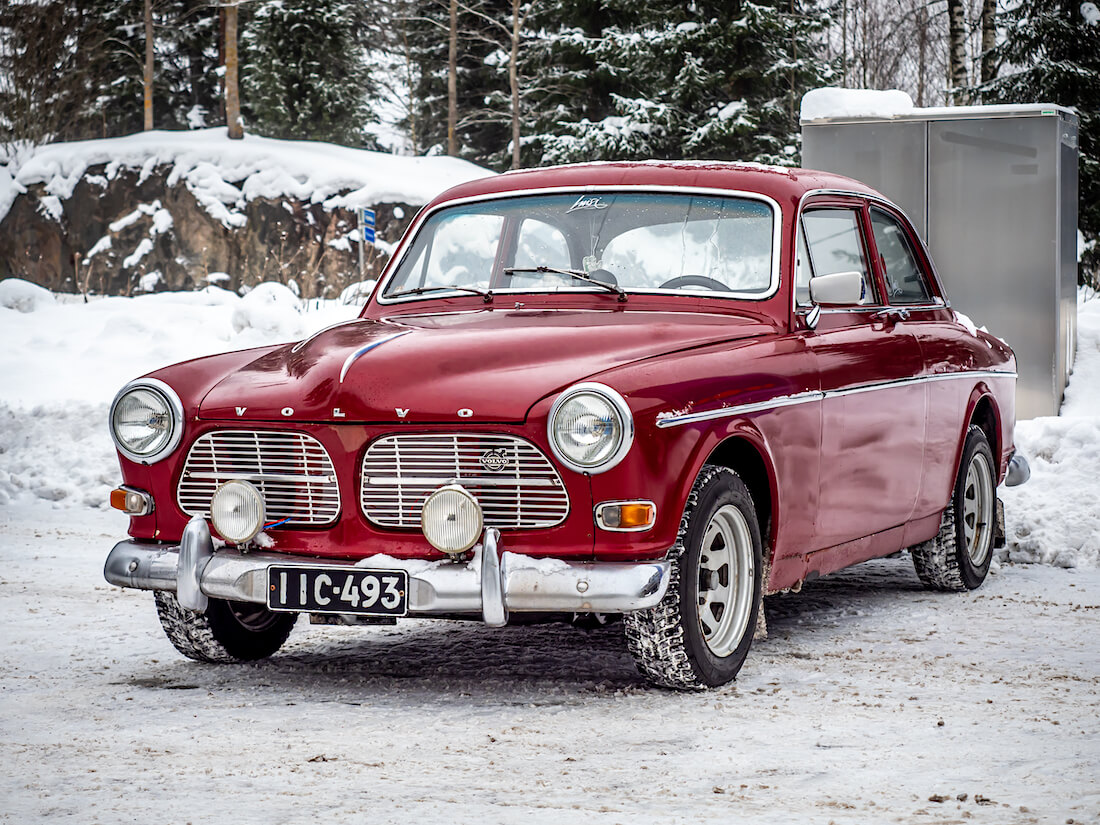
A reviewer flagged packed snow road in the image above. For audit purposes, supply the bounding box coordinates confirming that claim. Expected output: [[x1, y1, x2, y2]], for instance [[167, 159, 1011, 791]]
[[1, 503, 1096, 825]]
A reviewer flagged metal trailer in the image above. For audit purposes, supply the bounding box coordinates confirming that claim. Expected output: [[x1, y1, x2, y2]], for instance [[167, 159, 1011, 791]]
[[802, 104, 1079, 420]]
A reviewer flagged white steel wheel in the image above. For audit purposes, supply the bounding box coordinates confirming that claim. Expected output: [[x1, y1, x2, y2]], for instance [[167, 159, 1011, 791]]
[[697, 504, 756, 658], [624, 465, 763, 690], [962, 451, 994, 567]]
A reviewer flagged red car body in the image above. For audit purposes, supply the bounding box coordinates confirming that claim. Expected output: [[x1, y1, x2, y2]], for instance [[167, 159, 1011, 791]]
[[105, 162, 1022, 688]]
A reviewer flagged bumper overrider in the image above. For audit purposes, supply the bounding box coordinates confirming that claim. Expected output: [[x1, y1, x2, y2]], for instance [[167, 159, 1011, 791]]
[[104, 516, 672, 627]]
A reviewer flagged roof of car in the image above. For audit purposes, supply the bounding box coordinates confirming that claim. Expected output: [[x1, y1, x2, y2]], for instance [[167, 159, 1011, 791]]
[[425, 160, 883, 210]]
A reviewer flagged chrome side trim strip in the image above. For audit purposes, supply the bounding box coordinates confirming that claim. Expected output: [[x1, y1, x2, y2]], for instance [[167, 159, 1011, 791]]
[[656, 391, 823, 428], [655, 370, 1017, 428]]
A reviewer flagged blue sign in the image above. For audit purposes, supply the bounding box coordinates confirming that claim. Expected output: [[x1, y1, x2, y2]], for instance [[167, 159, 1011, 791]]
[[361, 208, 376, 245]]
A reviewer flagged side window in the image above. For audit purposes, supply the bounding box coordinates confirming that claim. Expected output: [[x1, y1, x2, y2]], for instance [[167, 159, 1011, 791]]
[[870, 208, 932, 304], [801, 209, 875, 305]]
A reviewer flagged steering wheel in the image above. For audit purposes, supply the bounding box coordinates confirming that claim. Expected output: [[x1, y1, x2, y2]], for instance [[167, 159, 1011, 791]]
[[587, 268, 618, 285], [659, 275, 728, 291]]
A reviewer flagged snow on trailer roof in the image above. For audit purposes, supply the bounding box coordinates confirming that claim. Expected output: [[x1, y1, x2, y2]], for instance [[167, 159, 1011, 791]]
[[423, 159, 882, 210], [800, 87, 1075, 124]]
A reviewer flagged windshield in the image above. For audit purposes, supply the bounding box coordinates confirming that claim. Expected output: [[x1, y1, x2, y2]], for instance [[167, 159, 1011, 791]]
[[381, 192, 776, 301]]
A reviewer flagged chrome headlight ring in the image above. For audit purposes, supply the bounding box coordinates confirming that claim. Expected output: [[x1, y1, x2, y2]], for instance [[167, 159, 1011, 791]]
[[547, 382, 634, 475], [109, 378, 185, 465]]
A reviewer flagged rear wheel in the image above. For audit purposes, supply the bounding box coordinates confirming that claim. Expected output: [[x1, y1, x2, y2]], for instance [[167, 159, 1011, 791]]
[[624, 466, 763, 690], [911, 425, 996, 591], [154, 591, 297, 663]]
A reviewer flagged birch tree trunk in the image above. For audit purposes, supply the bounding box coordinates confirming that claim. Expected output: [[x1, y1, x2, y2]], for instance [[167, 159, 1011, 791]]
[[143, 0, 153, 130], [510, 0, 521, 169], [980, 0, 998, 87], [947, 0, 968, 104], [447, 0, 457, 156], [224, 0, 243, 139]]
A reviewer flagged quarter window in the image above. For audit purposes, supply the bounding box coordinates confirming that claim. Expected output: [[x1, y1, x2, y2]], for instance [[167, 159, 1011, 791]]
[[870, 209, 932, 304], [801, 209, 875, 305]]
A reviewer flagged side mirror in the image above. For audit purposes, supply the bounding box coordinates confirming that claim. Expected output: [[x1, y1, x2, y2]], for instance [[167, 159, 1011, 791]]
[[809, 271, 865, 306]]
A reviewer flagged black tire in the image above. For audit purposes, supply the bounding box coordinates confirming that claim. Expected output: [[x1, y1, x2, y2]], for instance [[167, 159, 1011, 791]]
[[624, 466, 763, 690], [911, 425, 996, 591], [154, 591, 297, 663]]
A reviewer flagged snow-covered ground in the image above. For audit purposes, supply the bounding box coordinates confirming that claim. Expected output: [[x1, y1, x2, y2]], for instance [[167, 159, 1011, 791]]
[[0, 282, 1098, 823]]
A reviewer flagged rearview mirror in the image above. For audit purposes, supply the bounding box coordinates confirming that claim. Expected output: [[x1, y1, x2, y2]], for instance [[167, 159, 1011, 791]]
[[808, 271, 865, 306]]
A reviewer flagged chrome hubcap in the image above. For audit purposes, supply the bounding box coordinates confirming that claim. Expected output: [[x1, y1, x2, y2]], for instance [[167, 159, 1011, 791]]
[[229, 601, 283, 632], [696, 504, 755, 657], [963, 452, 994, 566]]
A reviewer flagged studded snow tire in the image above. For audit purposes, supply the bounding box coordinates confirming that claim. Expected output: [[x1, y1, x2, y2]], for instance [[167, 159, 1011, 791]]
[[624, 465, 763, 691], [911, 425, 996, 592], [154, 591, 297, 663]]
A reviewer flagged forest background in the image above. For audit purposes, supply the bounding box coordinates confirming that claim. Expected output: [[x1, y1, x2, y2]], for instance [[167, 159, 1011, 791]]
[[1, 0, 1097, 278]]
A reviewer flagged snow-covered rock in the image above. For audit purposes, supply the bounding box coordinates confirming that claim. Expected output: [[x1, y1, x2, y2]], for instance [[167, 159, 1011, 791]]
[[0, 278, 56, 313]]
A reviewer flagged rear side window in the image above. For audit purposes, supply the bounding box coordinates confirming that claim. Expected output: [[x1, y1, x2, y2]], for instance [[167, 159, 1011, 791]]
[[801, 209, 875, 305], [870, 209, 932, 304]]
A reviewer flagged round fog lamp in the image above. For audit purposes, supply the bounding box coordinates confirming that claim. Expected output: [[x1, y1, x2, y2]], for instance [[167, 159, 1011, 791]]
[[421, 485, 483, 555], [210, 480, 266, 544]]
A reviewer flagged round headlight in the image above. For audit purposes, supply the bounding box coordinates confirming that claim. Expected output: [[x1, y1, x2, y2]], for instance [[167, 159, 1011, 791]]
[[109, 379, 184, 464], [548, 383, 634, 474], [421, 485, 483, 555], [210, 480, 266, 544]]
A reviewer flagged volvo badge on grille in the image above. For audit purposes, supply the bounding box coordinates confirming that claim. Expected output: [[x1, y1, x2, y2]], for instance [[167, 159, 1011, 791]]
[[479, 449, 509, 472]]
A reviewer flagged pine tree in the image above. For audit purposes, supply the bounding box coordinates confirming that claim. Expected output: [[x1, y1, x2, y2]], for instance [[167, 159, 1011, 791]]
[[521, 0, 836, 167], [979, 0, 1100, 283], [241, 0, 374, 145], [0, 1, 110, 147]]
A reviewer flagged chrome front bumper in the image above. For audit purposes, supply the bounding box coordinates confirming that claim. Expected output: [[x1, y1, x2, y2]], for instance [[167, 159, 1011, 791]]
[[104, 516, 671, 627]]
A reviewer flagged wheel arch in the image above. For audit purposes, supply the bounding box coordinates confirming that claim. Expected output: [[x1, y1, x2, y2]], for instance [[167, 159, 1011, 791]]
[[699, 432, 777, 563], [965, 388, 1002, 478]]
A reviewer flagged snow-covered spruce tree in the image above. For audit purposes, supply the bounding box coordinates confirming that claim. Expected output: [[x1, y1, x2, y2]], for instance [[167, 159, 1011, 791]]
[[76, 0, 222, 136], [241, 0, 374, 145], [406, 0, 512, 162], [978, 0, 1100, 285], [523, 0, 835, 167], [0, 1, 111, 147]]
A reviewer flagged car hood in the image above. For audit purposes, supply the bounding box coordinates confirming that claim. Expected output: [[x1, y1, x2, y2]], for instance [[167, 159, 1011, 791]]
[[197, 308, 774, 423]]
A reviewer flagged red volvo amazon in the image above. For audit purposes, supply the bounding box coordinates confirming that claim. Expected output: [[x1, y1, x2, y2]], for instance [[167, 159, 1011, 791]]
[[104, 162, 1029, 690]]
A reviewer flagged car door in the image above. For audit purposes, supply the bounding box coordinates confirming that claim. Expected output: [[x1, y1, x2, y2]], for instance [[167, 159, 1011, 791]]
[[800, 199, 927, 552], [866, 203, 968, 523]]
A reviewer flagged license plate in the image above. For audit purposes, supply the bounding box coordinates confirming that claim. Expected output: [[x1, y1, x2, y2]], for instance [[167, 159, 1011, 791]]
[[267, 565, 408, 616]]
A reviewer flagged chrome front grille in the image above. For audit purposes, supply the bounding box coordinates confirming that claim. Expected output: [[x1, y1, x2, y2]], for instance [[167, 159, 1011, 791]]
[[360, 434, 569, 529], [177, 431, 340, 525]]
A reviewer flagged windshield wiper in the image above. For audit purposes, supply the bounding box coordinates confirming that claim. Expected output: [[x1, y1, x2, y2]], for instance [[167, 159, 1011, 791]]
[[387, 284, 493, 303], [503, 266, 627, 302]]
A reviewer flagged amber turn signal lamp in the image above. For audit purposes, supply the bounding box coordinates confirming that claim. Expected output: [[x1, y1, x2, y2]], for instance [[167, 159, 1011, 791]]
[[594, 500, 656, 532], [110, 486, 154, 516]]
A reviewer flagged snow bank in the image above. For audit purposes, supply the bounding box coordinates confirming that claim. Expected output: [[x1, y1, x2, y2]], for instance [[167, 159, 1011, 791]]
[[230, 281, 307, 338], [0, 280, 356, 409], [4, 128, 491, 227], [1001, 295, 1100, 568], [0, 277, 55, 313], [800, 88, 915, 121]]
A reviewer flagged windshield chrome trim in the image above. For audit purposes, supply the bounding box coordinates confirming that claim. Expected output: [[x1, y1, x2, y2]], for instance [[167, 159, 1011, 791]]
[[375, 185, 783, 306]]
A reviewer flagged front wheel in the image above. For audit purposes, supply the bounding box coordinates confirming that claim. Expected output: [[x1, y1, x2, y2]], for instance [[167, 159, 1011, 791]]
[[154, 591, 297, 663], [911, 425, 996, 591], [624, 466, 763, 690]]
